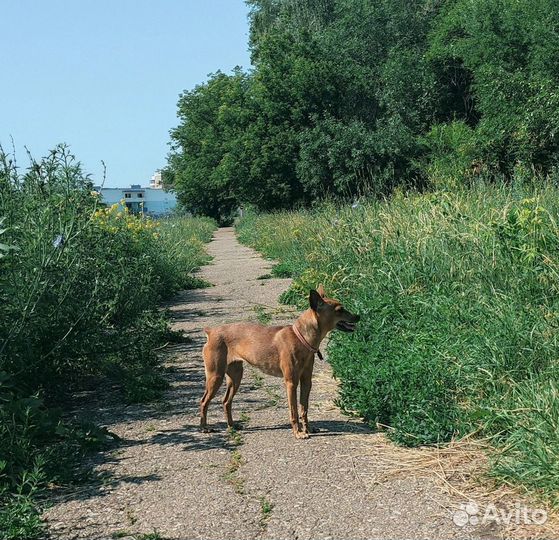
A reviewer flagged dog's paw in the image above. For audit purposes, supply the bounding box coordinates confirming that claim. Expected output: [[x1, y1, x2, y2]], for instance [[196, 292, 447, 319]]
[[294, 430, 310, 440]]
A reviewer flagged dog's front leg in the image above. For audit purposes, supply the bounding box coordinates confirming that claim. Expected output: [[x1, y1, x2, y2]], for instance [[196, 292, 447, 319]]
[[285, 378, 308, 439], [299, 367, 313, 435]]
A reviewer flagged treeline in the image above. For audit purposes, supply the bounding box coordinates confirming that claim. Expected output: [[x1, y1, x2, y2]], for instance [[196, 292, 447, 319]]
[[166, 0, 559, 221]]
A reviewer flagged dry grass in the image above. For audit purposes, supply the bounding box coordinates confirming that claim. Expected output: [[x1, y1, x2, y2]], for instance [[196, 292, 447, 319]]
[[348, 432, 559, 539]]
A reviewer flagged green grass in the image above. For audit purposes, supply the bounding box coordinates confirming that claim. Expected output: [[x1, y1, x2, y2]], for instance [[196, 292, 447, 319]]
[[239, 412, 251, 424], [270, 261, 293, 278], [112, 531, 132, 539], [237, 182, 559, 502], [111, 532, 164, 540], [0, 493, 43, 540], [137, 533, 164, 540], [227, 427, 244, 447]]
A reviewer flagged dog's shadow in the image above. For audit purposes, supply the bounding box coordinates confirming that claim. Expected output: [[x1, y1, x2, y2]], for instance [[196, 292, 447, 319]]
[[241, 419, 369, 437], [149, 418, 368, 452]]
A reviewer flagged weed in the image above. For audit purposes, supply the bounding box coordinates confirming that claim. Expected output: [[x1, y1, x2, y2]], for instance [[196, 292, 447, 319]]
[[262, 386, 281, 408], [260, 495, 274, 522], [251, 372, 264, 389], [163, 328, 193, 344], [222, 426, 246, 494], [271, 261, 293, 278], [126, 508, 138, 525], [254, 306, 272, 325], [227, 427, 244, 447], [258, 494, 274, 533], [224, 450, 245, 494], [0, 493, 43, 540], [137, 532, 163, 540], [0, 460, 44, 540], [111, 530, 131, 539], [111, 527, 164, 538], [0, 146, 216, 532], [183, 276, 213, 289], [250, 370, 280, 408]]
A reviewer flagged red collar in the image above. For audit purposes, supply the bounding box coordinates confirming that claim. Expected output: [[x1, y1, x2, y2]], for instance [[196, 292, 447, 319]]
[[292, 324, 324, 360]]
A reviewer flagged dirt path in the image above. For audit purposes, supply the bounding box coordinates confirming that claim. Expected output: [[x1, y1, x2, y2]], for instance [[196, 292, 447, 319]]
[[45, 227, 480, 540]]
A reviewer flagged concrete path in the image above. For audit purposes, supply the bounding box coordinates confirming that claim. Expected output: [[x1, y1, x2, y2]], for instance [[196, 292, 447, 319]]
[[45, 228, 479, 540]]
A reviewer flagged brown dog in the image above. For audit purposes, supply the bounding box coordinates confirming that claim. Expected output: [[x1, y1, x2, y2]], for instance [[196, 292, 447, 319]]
[[199, 285, 360, 439]]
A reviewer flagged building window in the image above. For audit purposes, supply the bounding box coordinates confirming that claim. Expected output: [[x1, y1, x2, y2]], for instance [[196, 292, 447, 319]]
[[137, 193, 143, 198], [125, 193, 131, 198]]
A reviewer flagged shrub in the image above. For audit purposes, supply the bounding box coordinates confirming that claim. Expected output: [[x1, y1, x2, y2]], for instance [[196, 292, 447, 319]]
[[0, 145, 215, 395]]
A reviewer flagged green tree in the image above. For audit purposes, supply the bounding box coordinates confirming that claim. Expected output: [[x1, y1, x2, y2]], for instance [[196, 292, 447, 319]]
[[167, 68, 252, 222], [428, 0, 559, 175]]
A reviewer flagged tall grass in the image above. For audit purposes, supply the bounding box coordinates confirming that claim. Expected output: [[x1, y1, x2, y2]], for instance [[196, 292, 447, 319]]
[[0, 145, 215, 539], [237, 183, 559, 501]]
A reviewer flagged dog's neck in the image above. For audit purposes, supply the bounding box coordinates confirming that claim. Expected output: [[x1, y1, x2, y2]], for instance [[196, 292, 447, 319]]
[[293, 309, 329, 350]]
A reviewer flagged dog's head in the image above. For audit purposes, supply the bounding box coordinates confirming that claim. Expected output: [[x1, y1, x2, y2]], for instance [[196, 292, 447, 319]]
[[309, 284, 360, 333]]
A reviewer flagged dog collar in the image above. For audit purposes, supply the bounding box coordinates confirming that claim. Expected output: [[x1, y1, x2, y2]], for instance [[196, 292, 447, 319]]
[[292, 324, 324, 360]]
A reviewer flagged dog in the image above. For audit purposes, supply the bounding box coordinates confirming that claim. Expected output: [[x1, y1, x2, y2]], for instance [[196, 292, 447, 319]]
[[199, 285, 360, 439]]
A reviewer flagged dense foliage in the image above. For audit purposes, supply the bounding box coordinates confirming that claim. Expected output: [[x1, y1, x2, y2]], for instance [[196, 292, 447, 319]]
[[237, 183, 559, 499], [167, 0, 559, 221], [0, 146, 215, 539]]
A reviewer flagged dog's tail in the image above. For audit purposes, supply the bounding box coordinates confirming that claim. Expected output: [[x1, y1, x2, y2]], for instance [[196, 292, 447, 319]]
[[203, 327, 215, 346]]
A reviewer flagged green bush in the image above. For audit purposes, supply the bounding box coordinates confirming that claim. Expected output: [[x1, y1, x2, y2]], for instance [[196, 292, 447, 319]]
[[0, 145, 215, 536], [429, 0, 559, 176], [237, 183, 559, 495]]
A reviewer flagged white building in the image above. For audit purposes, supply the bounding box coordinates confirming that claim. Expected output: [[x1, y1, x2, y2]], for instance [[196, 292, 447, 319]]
[[150, 170, 163, 189], [95, 183, 177, 217]]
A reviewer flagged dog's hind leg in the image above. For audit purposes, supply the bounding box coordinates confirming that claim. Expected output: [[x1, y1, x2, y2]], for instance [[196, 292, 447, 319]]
[[200, 336, 226, 432], [222, 361, 243, 428]]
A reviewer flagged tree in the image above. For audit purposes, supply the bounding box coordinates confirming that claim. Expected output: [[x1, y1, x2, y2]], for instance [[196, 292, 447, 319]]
[[428, 0, 559, 175], [167, 68, 252, 222]]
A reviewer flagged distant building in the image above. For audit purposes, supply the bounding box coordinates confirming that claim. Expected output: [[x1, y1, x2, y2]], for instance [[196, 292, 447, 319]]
[[150, 170, 163, 189], [94, 183, 177, 217]]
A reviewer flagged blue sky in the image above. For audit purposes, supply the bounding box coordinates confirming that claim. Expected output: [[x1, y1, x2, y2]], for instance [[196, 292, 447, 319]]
[[1, 1, 251, 187]]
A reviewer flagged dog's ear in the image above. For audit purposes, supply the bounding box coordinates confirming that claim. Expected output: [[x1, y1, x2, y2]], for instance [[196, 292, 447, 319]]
[[317, 284, 325, 297], [309, 289, 325, 311]]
